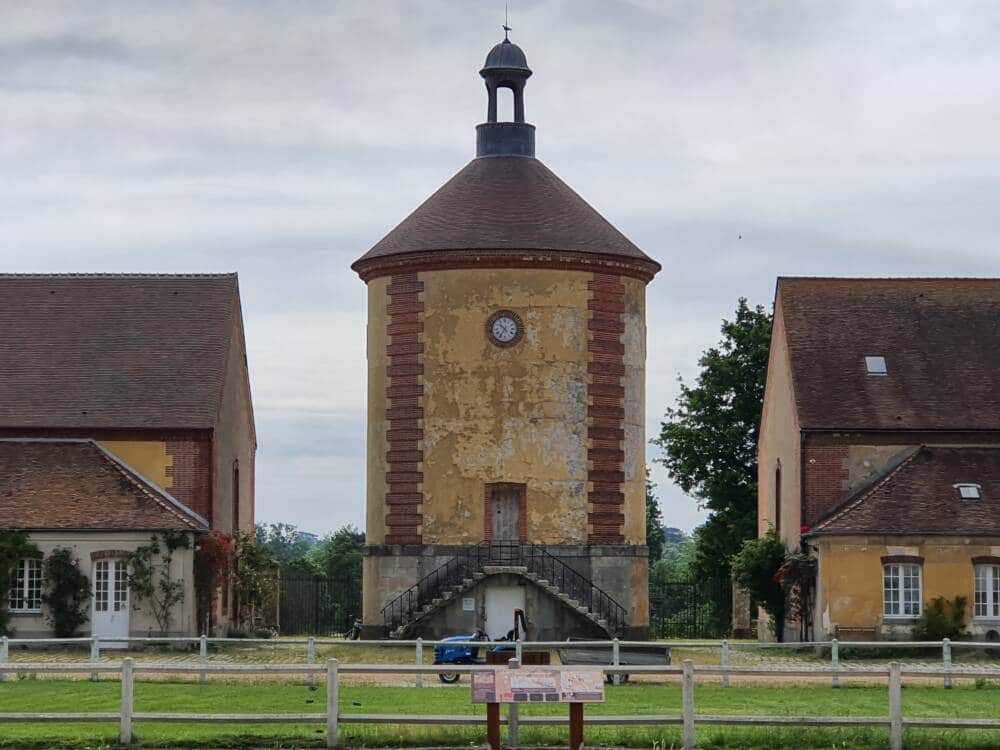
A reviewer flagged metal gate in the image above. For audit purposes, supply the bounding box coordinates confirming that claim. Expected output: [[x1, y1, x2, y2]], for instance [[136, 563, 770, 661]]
[[649, 577, 732, 638], [278, 575, 361, 636]]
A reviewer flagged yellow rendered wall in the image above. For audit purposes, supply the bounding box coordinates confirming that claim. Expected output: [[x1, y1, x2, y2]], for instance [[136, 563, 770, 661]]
[[816, 536, 1000, 634], [622, 276, 647, 545], [98, 441, 173, 490], [756, 295, 802, 547], [420, 268, 591, 545], [365, 275, 391, 545]]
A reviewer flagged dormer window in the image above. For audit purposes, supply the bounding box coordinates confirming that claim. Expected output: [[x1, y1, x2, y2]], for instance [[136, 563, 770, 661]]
[[955, 483, 982, 500], [865, 356, 887, 375]]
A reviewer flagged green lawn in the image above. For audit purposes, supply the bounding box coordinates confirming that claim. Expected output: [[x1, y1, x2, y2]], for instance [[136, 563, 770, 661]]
[[2, 679, 1000, 748]]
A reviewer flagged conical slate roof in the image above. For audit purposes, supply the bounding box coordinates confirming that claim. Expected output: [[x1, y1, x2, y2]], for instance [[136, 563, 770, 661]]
[[352, 156, 659, 278]]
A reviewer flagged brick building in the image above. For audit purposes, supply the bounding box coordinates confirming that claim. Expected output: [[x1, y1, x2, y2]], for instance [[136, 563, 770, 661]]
[[353, 35, 660, 640], [758, 277, 1000, 641], [0, 273, 255, 637]]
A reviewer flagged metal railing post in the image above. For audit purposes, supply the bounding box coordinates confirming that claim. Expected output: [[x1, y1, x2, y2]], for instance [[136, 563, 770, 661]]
[[326, 659, 339, 748], [507, 657, 520, 748], [889, 661, 902, 750], [120, 657, 134, 745], [90, 636, 100, 682], [682, 659, 695, 750], [308, 636, 316, 689], [515, 639, 523, 662], [415, 637, 423, 688], [831, 638, 840, 688], [612, 638, 621, 687], [199, 634, 208, 685], [943, 638, 952, 689], [721, 639, 730, 688], [0, 635, 7, 683]]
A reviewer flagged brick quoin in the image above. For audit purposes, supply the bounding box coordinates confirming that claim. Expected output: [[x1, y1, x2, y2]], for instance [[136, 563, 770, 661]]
[[802, 444, 850, 526], [165, 438, 213, 522], [384, 272, 424, 545], [586, 273, 626, 543]]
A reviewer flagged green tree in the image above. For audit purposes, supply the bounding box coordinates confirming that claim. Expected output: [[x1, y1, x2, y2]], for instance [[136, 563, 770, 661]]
[[730, 527, 787, 640], [232, 531, 280, 630], [645, 469, 666, 562], [654, 298, 772, 582], [255, 522, 316, 575], [306, 525, 365, 580]]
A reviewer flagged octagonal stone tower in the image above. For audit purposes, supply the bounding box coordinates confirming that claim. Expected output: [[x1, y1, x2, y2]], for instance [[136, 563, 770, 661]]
[[353, 34, 660, 640]]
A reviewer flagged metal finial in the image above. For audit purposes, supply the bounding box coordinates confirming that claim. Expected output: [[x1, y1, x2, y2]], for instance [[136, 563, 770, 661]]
[[503, 2, 511, 40]]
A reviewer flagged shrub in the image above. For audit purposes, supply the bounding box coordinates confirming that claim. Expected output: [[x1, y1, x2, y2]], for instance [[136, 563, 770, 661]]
[[731, 528, 787, 640], [913, 595, 967, 641], [41, 548, 90, 637]]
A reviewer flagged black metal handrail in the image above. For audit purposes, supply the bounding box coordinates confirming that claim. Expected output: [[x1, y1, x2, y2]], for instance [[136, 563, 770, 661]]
[[380, 541, 629, 636]]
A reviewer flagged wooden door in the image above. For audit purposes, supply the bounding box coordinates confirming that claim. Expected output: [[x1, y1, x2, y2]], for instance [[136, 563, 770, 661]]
[[491, 485, 522, 541]]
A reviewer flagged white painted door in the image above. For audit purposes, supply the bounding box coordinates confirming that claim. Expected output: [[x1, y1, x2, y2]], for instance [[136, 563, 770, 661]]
[[92, 559, 130, 648], [484, 585, 526, 640]]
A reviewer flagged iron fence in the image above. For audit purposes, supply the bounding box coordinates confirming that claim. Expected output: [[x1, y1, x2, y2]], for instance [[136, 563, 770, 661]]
[[650, 577, 732, 639], [279, 575, 361, 636]]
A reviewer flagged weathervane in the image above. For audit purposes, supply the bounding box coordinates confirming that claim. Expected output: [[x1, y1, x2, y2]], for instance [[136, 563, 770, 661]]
[[503, 2, 511, 40]]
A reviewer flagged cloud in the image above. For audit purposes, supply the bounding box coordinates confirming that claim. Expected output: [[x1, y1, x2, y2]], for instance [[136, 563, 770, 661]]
[[3, 1, 999, 534]]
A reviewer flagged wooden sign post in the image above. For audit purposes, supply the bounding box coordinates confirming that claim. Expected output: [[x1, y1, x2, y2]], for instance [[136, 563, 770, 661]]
[[473, 664, 605, 750]]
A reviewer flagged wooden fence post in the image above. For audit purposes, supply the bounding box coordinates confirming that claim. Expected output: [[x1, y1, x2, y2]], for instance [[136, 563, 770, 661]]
[[612, 638, 621, 687], [120, 657, 134, 745], [415, 637, 423, 688], [942, 638, 952, 689], [889, 660, 902, 750], [199, 635, 208, 685], [326, 658, 339, 749], [308, 637, 316, 688], [682, 659, 695, 750], [831, 638, 840, 688], [0, 635, 7, 683], [507, 658, 520, 748], [721, 639, 730, 688], [91, 636, 100, 682]]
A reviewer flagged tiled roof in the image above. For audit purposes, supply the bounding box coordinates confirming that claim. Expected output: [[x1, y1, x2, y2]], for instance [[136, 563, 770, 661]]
[[810, 445, 1000, 536], [0, 274, 239, 429], [0, 439, 208, 531], [353, 156, 659, 270], [778, 277, 1000, 430]]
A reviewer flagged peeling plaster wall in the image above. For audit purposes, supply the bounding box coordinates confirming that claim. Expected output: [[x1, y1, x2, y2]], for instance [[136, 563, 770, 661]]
[[365, 276, 391, 546], [622, 276, 646, 545], [420, 269, 591, 544]]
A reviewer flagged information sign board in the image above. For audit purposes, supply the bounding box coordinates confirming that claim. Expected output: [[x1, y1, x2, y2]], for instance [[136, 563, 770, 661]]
[[471, 666, 605, 704]]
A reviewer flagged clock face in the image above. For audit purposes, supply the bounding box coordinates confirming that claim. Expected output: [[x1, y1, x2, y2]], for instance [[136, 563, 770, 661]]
[[486, 310, 523, 347], [491, 316, 518, 343]]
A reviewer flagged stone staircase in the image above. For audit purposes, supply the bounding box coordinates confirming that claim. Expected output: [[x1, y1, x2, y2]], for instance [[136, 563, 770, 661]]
[[381, 543, 626, 638]]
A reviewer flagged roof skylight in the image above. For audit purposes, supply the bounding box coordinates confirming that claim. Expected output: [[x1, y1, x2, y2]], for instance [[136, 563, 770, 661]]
[[955, 483, 982, 500], [865, 356, 887, 375]]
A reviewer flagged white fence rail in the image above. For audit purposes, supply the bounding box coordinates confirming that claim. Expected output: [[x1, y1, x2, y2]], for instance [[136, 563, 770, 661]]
[[3, 635, 998, 690], [3, 658, 1000, 749]]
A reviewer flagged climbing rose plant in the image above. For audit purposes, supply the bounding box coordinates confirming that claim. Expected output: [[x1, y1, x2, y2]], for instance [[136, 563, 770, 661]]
[[194, 530, 235, 631], [128, 531, 191, 635], [0, 531, 41, 636], [41, 548, 91, 637]]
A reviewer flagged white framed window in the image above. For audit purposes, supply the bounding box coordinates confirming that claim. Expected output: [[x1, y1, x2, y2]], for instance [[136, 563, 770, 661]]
[[974, 565, 1000, 619], [883, 563, 921, 617], [8, 558, 42, 613]]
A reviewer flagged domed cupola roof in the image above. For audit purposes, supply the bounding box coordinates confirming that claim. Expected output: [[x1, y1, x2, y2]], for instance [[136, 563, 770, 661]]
[[482, 37, 531, 74], [352, 33, 660, 283]]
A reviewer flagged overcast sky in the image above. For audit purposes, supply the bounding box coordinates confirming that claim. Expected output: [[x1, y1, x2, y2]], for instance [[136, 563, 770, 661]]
[[3, 2, 999, 537]]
